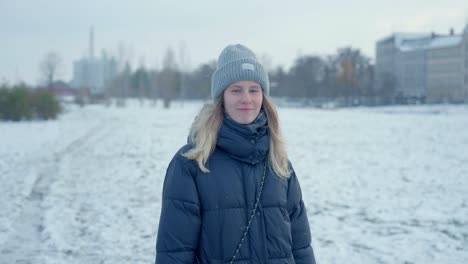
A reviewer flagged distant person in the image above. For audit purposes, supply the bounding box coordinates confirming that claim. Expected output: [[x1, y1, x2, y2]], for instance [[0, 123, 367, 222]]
[[155, 44, 316, 264]]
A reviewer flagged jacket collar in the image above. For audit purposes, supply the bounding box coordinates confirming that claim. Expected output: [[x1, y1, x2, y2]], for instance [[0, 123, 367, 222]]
[[216, 110, 269, 164]]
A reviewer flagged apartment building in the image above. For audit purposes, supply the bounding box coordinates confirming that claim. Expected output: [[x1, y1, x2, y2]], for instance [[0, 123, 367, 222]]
[[375, 24, 468, 103]]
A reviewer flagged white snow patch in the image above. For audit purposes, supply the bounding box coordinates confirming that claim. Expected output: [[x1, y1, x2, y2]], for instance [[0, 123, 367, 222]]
[[1, 101, 467, 263]]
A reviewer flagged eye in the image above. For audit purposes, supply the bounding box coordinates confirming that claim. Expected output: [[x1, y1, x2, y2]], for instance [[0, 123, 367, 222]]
[[232, 89, 241, 93], [249, 88, 261, 93]]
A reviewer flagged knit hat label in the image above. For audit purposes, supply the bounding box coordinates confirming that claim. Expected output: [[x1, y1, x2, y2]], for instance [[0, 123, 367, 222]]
[[241, 63, 255, 71]]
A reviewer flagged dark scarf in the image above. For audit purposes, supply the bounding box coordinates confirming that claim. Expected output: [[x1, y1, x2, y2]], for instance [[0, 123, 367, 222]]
[[216, 110, 269, 164]]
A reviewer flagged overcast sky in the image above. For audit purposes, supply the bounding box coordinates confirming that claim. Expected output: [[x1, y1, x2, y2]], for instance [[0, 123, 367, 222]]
[[1, 0, 467, 85]]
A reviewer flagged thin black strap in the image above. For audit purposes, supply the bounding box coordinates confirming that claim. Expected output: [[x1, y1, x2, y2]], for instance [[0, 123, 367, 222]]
[[230, 160, 268, 264]]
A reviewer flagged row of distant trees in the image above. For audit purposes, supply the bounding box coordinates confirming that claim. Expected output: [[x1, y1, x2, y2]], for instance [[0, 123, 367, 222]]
[[101, 46, 396, 107], [33, 46, 397, 108], [104, 47, 215, 108], [271, 47, 392, 98], [0, 46, 392, 121]]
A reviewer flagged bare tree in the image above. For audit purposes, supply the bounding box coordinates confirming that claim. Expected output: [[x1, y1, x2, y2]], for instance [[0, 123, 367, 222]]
[[39, 51, 63, 87], [159, 47, 180, 108], [335, 47, 372, 99]]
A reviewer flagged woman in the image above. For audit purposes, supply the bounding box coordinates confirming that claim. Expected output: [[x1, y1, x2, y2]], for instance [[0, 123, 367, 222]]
[[155, 44, 316, 264]]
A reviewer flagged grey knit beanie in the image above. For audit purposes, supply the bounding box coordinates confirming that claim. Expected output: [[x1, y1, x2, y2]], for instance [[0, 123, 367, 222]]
[[211, 44, 269, 100]]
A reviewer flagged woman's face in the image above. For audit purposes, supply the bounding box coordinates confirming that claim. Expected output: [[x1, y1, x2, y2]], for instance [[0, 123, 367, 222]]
[[223, 80, 263, 124]]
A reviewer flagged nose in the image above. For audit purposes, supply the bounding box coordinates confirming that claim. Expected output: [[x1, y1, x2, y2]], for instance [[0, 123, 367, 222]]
[[240, 91, 252, 103]]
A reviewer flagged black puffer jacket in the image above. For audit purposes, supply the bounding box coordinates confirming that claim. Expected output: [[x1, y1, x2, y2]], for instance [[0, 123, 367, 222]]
[[156, 115, 316, 264]]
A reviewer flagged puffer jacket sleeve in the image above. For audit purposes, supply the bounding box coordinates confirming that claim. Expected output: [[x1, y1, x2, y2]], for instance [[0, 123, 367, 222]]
[[155, 151, 201, 264], [286, 168, 316, 264]]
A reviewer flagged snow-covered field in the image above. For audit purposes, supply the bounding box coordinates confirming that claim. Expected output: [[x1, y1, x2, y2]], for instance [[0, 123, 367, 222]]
[[1, 100, 467, 264]]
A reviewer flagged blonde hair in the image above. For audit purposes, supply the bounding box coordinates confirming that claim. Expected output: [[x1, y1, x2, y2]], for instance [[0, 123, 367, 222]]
[[183, 95, 291, 177]]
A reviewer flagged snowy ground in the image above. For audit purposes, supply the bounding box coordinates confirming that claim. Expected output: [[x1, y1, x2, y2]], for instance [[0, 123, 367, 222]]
[[0, 100, 467, 264]]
